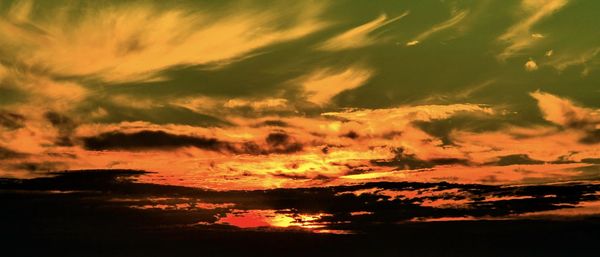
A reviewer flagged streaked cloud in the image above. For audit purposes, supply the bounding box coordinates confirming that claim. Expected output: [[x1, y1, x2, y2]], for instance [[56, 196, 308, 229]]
[[6, 0, 33, 23], [296, 67, 373, 105], [406, 9, 469, 46], [319, 12, 409, 51], [0, 69, 88, 111], [498, 0, 567, 59], [546, 47, 600, 76], [323, 104, 493, 128], [0, 1, 328, 83], [224, 98, 289, 111]]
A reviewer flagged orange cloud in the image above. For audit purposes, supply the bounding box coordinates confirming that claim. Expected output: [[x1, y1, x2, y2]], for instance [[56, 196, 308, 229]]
[[530, 90, 600, 128]]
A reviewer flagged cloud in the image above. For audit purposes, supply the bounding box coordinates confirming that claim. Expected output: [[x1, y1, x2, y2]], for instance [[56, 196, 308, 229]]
[[0, 146, 27, 160], [109, 95, 160, 110], [171, 96, 296, 118], [256, 120, 290, 128], [80, 129, 304, 155], [530, 90, 600, 129], [485, 154, 545, 166], [406, 9, 469, 46], [318, 12, 409, 51], [81, 130, 230, 152], [0, 107, 71, 154], [0, 110, 25, 130], [580, 130, 600, 144], [546, 47, 600, 75], [323, 104, 493, 127], [296, 67, 373, 105], [44, 111, 76, 146], [581, 158, 600, 164], [9, 161, 67, 173], [497, 0, 567, 59], [0, 69, 88, 111], [0, 1, 328, 83], [6, 0, 33, 23], [224, 98, 289, 111], [258, 132, 303, 154], [371, 147, 434, 170], [371, 147, 471, 170], [525, 59, 538, 71]]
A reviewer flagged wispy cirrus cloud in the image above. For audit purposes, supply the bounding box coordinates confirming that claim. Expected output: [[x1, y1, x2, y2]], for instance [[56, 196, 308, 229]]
[[318, 12, 409, 51], [405, 9, 469, 46], [295, 66, 373, 105], [546, 47, 600, 76], [0, 1, 329, 83], [497, 0, 568, 60]]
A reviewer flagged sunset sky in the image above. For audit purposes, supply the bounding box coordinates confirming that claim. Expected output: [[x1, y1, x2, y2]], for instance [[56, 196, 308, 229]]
[[2, 2, 600, 255], [0, 0, 599, 192]]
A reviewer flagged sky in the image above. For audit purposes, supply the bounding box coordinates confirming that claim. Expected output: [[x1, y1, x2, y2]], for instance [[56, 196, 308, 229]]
[[0, 0, 599, 191]]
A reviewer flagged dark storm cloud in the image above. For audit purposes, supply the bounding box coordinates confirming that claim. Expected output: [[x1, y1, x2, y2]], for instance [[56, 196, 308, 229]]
[[264, 132, 303, 154], [429, 158, 470, 166], [485, 154, 545, 166], [81, 130, 230, 151], [81, 130, 304, 155], [0, 110, 25, 130]]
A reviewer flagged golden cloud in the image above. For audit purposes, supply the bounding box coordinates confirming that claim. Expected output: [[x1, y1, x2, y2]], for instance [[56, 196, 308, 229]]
[[319, 12, 409, 51], [0, 1, 328, 83]]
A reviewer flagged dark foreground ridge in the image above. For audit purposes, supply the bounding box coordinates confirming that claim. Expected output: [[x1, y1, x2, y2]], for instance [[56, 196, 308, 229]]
[[1, 169, 600, 257]]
